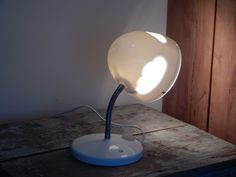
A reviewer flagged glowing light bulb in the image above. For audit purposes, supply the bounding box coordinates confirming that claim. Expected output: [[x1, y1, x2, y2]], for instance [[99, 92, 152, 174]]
[[136, 56, 167, 95]]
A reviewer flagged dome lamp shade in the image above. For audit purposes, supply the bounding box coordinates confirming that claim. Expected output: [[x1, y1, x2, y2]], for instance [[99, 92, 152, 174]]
[[108, 31, 181, 102]]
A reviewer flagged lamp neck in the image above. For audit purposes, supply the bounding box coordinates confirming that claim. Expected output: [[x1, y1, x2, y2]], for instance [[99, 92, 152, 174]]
[[105, 84, 125, 140]]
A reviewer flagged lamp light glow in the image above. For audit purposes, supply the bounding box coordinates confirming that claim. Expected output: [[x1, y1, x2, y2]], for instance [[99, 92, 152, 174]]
[[136, 56, 167, 95], [71, 31, 181, 166], [108, 31, 181, 102], [147, 32, 167, 43]]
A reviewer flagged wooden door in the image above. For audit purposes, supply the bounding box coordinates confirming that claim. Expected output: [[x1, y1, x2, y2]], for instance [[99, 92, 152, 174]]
[[209, 0, 236, 144], [163, 0, 216, 130]]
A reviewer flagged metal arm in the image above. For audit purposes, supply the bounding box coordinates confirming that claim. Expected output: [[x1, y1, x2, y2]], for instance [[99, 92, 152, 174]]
[[104, 84, 125, 139]]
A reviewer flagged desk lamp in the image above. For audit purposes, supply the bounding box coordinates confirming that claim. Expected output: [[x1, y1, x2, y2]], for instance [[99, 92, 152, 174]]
[[71, 31, 181, 166]]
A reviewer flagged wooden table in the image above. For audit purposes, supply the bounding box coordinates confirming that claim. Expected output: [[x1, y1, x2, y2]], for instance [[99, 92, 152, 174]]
[[0, 104, 236, 177]]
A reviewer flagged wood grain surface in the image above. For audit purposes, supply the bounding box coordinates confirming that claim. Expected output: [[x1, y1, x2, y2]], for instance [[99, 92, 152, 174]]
[[163, 0, 216, 130], [209, 0, 236, 144], [1, 126, 236, 177], [0, 104, 236, 177], [0, 104, 186, 162]]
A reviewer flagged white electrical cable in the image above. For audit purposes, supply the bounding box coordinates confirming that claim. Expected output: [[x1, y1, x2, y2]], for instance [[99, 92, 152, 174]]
[[51, 105, 145, 144]]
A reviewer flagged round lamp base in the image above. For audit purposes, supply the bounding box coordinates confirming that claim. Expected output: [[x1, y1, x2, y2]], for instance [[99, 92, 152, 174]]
[[71, 133, 143, 166]]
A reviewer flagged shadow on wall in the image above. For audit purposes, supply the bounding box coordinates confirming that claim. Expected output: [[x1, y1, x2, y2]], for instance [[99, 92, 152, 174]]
[[0, 0, 167, 122]]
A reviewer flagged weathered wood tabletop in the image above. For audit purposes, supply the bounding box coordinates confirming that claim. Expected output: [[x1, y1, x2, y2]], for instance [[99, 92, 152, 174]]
[[0, 104, 236, 177]]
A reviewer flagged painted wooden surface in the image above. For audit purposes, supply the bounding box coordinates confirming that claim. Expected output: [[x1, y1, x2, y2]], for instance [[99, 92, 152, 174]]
[[0, 104, 185, 162], [163, 0, 216, 130], [0, 104, 236, 177], [209, 0, 236, 144]]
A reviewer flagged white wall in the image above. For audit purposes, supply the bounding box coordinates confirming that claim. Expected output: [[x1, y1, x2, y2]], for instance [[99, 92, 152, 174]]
[[0, 0, 167, 122]]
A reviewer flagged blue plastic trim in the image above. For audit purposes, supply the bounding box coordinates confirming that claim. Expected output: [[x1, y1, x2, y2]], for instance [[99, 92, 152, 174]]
[[71, 148, 143, 166]]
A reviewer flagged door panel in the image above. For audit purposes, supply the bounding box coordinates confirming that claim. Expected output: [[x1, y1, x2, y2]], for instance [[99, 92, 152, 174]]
[[163, 0, 216, 130], [209, 0, 236, 144]]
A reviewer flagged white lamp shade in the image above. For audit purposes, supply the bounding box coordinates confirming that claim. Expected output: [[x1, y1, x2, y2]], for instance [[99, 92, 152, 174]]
[[107, 31, 181, 102]]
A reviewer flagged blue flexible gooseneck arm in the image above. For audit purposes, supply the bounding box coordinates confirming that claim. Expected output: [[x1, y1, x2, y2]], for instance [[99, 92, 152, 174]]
[[105, 84, 125, 139]]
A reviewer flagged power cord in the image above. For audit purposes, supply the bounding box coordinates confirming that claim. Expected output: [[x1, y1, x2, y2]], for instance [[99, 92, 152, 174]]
[[51, 105, 145, 144]]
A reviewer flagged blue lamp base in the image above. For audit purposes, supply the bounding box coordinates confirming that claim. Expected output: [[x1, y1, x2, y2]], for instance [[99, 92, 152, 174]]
[[71, 133, 143, 166]]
